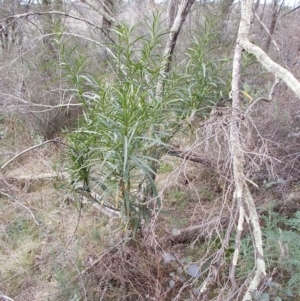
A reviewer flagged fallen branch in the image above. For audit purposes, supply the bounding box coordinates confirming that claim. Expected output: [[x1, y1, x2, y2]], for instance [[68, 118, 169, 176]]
[[0, 292, 14, 301], [168, 147, 214, 168], [4, 172, 70, 182], [245, 77, 280, 115], [163, 217, 228, 244], [1, 138, 61, 171]]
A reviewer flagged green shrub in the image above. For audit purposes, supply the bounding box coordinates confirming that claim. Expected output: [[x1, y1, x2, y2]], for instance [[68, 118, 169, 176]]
[[238, 209, 300, 299], [65, 14, 228, 235]]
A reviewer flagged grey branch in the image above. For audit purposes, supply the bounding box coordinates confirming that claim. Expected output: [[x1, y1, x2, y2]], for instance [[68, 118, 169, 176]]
[[1, 139, 61, 171], [0, 10, 115, 43]]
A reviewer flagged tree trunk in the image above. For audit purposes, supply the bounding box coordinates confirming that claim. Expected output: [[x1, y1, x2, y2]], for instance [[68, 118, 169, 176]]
[[264, 0, 280, 52], [230, 0, 300, 297], [167, 0, 178, 30]]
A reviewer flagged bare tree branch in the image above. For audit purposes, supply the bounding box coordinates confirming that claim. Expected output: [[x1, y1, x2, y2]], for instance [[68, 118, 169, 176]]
[[80, 0, 116, 25], [245, 77, 280, 114], [164, 217, 228, 244], [232, 0, 269, 298], [0, 292, 15, 301], [238, 0, 300, 98], [167, 147, 214, 168], [0, 10, 115, 43], [282, 4, 300, 17], [1, 138, 60, 171]]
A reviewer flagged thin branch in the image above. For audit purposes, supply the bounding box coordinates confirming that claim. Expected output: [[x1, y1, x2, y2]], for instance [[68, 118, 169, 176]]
[[0, 191, 41, 226], [238, 0, 300, 98], [2, 94, 82, 111], [245, 77, 280, 114], [282, 4, 300, 17], [229, 200, 245, 294], [255, 13, 280, 52], [1, 138, 60, 171], [81, 0, 116, 25], [243, 186, 266, 301], [0, 10, 115, 43], [164, 217, 228, 244], [67, 193, 84, 247], [0, 293, 14, 301]]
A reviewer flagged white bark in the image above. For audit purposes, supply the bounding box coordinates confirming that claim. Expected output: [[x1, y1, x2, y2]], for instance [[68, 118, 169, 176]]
[[230, 39, 250, 298], [242, 187, 266, 301], [229, 198, 245, 292], [231, 0, 272, 299], [167, 0, 178, 29], [238, 0, 300, 98]]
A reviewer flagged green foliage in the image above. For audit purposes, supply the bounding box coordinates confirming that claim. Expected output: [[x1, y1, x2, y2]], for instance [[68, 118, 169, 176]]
[[4, 217, 40, 249], [183, 19, 230, 117], [67, 18, 172, 233], [158, 162, 173, 173], [65, 14, 227, 234], [287, 211, 300, 231], [238, 209, 300, 298], [235, 234, 255, 279]]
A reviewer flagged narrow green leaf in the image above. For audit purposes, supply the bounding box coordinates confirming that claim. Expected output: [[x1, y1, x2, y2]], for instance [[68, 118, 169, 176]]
[[123, 135, 128, 174], [202, 62, 206, 77], [130, 155, 158, 197], [284, 289, 295, 298], [258, 293, 270, 301]]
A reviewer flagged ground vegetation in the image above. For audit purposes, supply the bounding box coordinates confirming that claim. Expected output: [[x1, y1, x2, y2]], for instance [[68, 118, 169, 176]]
[[1, 0, 300, 300]]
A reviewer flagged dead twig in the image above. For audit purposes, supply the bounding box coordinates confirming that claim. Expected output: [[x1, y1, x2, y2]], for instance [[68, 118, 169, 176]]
[[1, 11, 115, 43], [0, 138, 60, 171], [0, 292, 15, 301], [0, 191, 41, 227], [245, 77, 280, 115], [163, 217, 228, 244], [167, 147, 214, 168]]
